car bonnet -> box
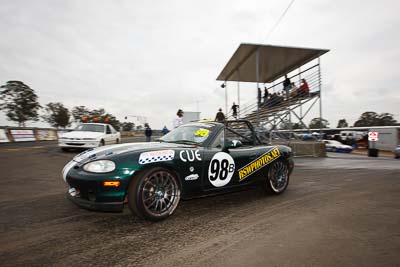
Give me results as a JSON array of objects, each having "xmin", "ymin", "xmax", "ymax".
[
  {"xmin": 72, "ymin": 142, "xmax": 194, "ymax": 163},
  {"xmin": 62, "ymin": 131, "xmax": 104, "ymax": 139}
]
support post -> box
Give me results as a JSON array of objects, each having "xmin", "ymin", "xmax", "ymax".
[
  {"xmin": 225, "ymin": 81, "xmax": 228, "ymax": 116},
  {"xmin": 256, "ymin": 48, "xmax": 260, "ymax": 126},
  {"xmin": 237, "ymin": 70, "xmax": 240, "ymax": 118},
  {"xmin": 318, "ymin": 57, "xmax": 322, "ymax": 139},
  {"xmin": 298, "ymin": 67, "xmax": 303, "ymax": 120},
  {"xmin": 287, "ymin": 82, "xmax": 292, "ymax": 140}
]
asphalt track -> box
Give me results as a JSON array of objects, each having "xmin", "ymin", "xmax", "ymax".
[{"xmin": 0, "ymin": 139, "xmax": 399, "ymax": 266}]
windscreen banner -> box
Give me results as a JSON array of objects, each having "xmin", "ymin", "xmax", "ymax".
[
  {"xmin": 36, "ymin": 130, "xmax": 58, "ymax": 141},
  {"xmin": 0, "ymin": 129, "xmax": 10, "ymax": 143},
  {"xmin": 10, "ymin": 129, "xmax": 36, "ymax": 142}
]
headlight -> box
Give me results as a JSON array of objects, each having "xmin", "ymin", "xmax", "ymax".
[{"xmin": 83, "ymin": 160, "xmax": 116, "ymax": 173}]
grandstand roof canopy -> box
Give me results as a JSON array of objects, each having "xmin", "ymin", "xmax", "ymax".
[{"xmin": 216, "ymin": 43, "xmax": 329, "ymax": 83}]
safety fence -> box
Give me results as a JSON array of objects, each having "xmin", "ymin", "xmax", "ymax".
[
  {"xmin": 0, "ymin": 127, "xmax": 65, "ymax": 143},
  {"xmin": 0, "ymin": 127, "xmax": 164, "ymax": 143}
]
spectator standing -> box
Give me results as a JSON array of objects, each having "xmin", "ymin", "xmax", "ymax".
[
  {"xmin": 144, "ymin": 123, "xmax": 152, "ymax": 142},
  {"xmin": 283, "ymin": 75, "xmax": 291, "ymax": 90},
  {"xmin": 257, "ymin": 87, "xmax": 262, "ymax": 106},
  {"xmin": 263, "ymin": 87, "xmax": 269, "ymax": 103},
  {"xmin": 161, "ymin": 126, "xmax": 169, "ymax": 135},
  {"xmin": 231, "ymin": 102, "xmax": 239, "ymax": 119},
  {"xmin": 283, "ymin": 75, "xmax": 292, "ymax": 101},
  {"xmin": 215, "ymin": 108, "xmax": 226, "ymax": 122},
  {"xmin": 173, "ymin": 109, "xmax": 184, "ymax": 128}
]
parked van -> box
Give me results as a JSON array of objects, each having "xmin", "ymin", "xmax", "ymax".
[{"xmin": 368, "ymin": 128, "xmax": 400, "ymax": 151}]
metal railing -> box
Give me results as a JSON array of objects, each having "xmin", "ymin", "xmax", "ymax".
[{"xmin": 226, "ymin": 64, "xmax": 321, "ymax": 124}]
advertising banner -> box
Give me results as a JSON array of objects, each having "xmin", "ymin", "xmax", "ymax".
[
  {"xmin": 0, "ymin": 129, "xmax": 10, "ymax": 143},
  {"xmin": 10, "ymin": 129, "xmax": 36, "ymax": 142},
  {"xmin": 36, "ymin": 129, "xmax": 58, "ymax": 141}
]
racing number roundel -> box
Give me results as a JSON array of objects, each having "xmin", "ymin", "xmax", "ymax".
[{"xmin": 208, "ymin": 152, "xmax": 235, "ymax": 187}]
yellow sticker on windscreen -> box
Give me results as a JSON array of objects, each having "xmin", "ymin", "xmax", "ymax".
[{"xmin": 194, "ymin": 128, "xmax": 210, "ymax": 137}]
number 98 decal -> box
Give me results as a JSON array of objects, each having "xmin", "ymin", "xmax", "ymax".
[{"xmin": 208, "ymin": 152, "xmax": 235, "ymax": 187}]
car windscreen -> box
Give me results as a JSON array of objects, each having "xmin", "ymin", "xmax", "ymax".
[
  {"xmin": 75, "ymin": 124, "xmax": 105, "ymax": 133},
  {"xmin": 159, "ymin": 123, "xmax": 216, "ymax": 146}
]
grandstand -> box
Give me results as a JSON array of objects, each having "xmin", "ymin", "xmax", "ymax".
[{"xmin": 217, "ymin": 43, "xmax": 329, "ymax": 139}]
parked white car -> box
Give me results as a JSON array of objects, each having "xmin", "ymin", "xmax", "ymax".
[
  {"xmin": 323, "ymin": 140, "xmax": 353, "ymax": 153},
  {"xmin": 58, "ymin": 123, "xmax": 120, "ymax": 151}
]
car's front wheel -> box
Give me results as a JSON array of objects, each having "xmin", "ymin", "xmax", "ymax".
[
  {"xmin": 128, "ymin": 167, "xmax": 181, "ymax": 221},
  {"xmin": 263, "ymin": 160, "xmax": 290, "ymax": 195}
]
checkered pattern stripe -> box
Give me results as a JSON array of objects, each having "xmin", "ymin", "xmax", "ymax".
[
  {"xmin": 139, "ymin": 155, "xmax": 174, "ymax": 164},
  {"xmin": 138, "ymin": 150, "xmax": 175, "ymax": 165}
]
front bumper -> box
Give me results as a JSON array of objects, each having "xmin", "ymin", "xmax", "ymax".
[
  {"xmin": 66, "ymin": 192, "xmax": 123, "ymax": 212},
  {"xmin": 59, "ymin": 140, "xmax": 99, "ymax": 148},
  {"xmin": 64, "ymin": 165, "xmax": 130, "ymax": 213}
]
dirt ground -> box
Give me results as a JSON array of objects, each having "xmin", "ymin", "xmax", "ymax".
[{"xmin": 0, "ymin": 141, "xmax": 399, "ymax": 266}]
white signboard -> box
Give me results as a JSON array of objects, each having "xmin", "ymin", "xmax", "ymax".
[
  {"xmin": 368, "ymin": 131, "xmax": 379, "ymax": 142},
  {"xmin": 0, "ymin": 129, "xmax": 10, "ymax": 143},
  {"xmin": 36, "ymin": 130, "xmax": 58, "ymax": 141},
  {"xmin": 10, "ymin": 129, "xmax": 36, "ymax": 142}
]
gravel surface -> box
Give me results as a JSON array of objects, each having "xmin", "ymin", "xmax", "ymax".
[{"xmin": 1, "ymin": 141, "xmax": 399, "ymax": 267}]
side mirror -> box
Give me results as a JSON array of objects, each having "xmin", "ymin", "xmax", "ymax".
[{"xmin": 223, "ymin": 139, "xmax": 242, "ymax": 151}]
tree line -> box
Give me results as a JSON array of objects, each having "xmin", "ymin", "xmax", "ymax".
[
  {"xmin": 309, "ymin": 112, "xmax": 397, "ymax": 129},
  {"xmin": 0, "ymin": 80, "xmax": 136, "ymax": 131},
  {"xmin": 283, "ymin": 111, "xmax": 398, "ymax": 130},
  {"xmin": 1, "ymin": 81, "xmax": 398, "ymax": 131}
]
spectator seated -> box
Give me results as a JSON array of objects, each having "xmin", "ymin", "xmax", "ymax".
[{"xmin": 297, "ymin": 79, "xmax": 310, "ymax": 97}]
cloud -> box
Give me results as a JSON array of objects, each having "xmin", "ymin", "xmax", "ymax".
[{"xmin": 0, "ymin": 0, "xmax": 399, "ymax": 128}]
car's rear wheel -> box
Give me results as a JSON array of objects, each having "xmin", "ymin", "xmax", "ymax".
[
  {"xmin": 99, "ymin": 139, "xmax": 105, "ymax": 146},
  {"xmin": 128, "ymin": 167, "xmax": 181, "ymax": 221},
  {"xmin": 263, "ymin": 159, "xmax": 289, "ymax": 195}
]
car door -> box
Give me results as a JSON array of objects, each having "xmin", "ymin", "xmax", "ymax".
[
  {"xmin": 201, "ymin": 129, "xmax": 259, "ymax": 192},
  {"xmin": 109, "ymin": 125, "xmax": 119, "ymax": 143},
  {"xmin": 105, "ymin": 125, "xmax": 113, "ymax": 145}
]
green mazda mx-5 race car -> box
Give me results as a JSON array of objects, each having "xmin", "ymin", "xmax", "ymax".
[{"xmin": 62, "ymin": 120, "xmax": 294, "ymax": 221}]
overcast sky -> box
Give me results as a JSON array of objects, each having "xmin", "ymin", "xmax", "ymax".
[{"xmin": 0, "ymin": 0, "xmax": 399, "ymax": 129}]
